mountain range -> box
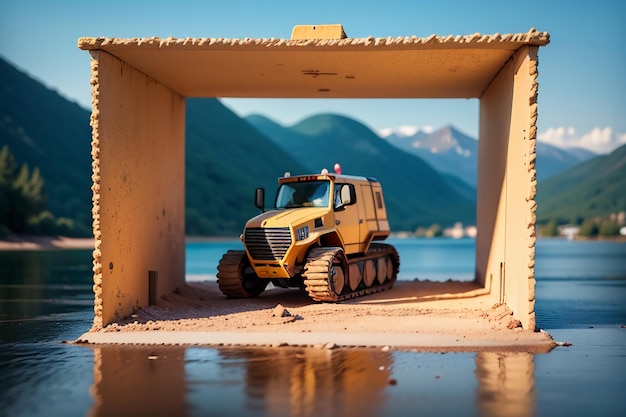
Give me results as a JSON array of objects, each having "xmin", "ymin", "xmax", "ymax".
[
  {"xmin": 245, "ymin": 113, "xmax": 475, "ymax": 230},
  {"xmin": 1, "ymin": 55, "xmax": 623, "ymax": 236},
  {"xmin": 381, "ymin": 125, "xmax": 597, "ymax": 187}
]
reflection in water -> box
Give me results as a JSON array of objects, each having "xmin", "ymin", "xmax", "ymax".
[
  {"xmin": 475, "ymin": 352, "xmax": 535, "ymax": 417},
  {"xmin": 88, "ymin": 345, "xmax": 538, "ymax": 417},
  {"xmin": 219, "ymin": 348, "xmax": 392, "ymax": 417},
  {"xmin": 1, "ymin": 240, "xmax": 621, "ymax": 416},
  {"xmin": 0, "ymin": 249, "xmax": 93, "ymax": 322},
  {"xmin": 88, "ymin": 346, "xmax": 391, "ymax": 417},
  {"xmin": 89, "ymin": 347, "xmax": 187, "ymax": 417}
]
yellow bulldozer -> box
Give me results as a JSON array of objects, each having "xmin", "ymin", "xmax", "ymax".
[{"xmin": 217, "ymin": 165, "xmax": 399, "ymax": 301}]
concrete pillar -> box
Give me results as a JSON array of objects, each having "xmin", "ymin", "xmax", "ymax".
[
  {"xmin": 89, "ymin": 51, "xmax": 186, "ymax": 328},
  {"xmin": 476, "ymin": 46, "xmax": 539, "ymax": 330}
]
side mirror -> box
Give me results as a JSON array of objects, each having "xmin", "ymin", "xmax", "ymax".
[
  {"xmin": 335, "ymin": 184, "xmax": 354, "ymax": 210},
  {"xmin": 255, "ymin": 188, "xmax": 265, "ymax": 212},
  {"xmin": 340, "ymin": 184, "xmax": 352, "ymax": 205}
]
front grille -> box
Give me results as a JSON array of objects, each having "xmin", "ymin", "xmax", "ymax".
[{"xmin": 244, "ymin": 227, "xmax": 292, "ymax": 261}]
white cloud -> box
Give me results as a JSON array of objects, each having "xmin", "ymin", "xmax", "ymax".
[
  {"xmin": 378, "ymin": 125, "xmax": 432, "ymax": 138},
  {"xmin": 377, "ymin": 127, "xmax": 395, "ymax": 138},
  {"xmin": 397, "ymin": 125, "xmax": 420, "ymax": 137},
  {"xmin": 537, "ymin": 127, "xmax": 577, "ymax": 148},
  {"xmin": 538, "ymin": 126, "xmax": 626, "ymax": 154}
]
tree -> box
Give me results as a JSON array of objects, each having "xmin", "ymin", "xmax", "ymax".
[
  {"xmin": 0, "ymin": 145, "xmax": 18, "ymax": 229},
  {"xmin": 0, "ymin": 145, "xmax": 17, "ymax": 183},
  {"xmin": 542, "ymin": 219, "xmax": 559, "ymax": 237},
  {"xmin": 426, "ymin": 223, "xmax": 443, "ymax": 238},
  {"xmin": 0, "ymin": 145, "xmax": 52, "ymax": 235},
  {"xmin": 578, "ymin": 218, "xmax": 599, "ymax": 237},
  {"xmin": 10, "ymin": 163, "xmax": 46, "ymax": 232},
  {"xmin": 599, "ymin": 221, "xmax": 620, "ymax": 237}
]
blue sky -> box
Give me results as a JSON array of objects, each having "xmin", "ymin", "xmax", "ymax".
[{"xmin": 1, "ymin": 0, "xmax": 624, "ymax": 152}]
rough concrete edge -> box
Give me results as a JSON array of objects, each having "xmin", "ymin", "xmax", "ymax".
[
  {"xmin": 73, "ymin": 330, "xmax": 557, "ymax": 354},
  {"xmin": 89, "ymin": 50, "xmax": 103, "ymax": 331},
  {"xmin": 526, "ymin": 46, "xmax": 540, "ymax": 331},
  {"xmin": 77, "ymin": 28, "xmax": 549, "ymax": 50}
]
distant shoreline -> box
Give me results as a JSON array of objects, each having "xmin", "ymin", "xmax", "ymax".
[
  {"xmin": 0, "ymin": 235, "xmax": 95, "ymax": 251},
  {"xmin": 1, "ymin": 233, "xmax": 624, "ymax": 252},
  {"xmin": 0, "ymin": 235, "xmax": 240, "ymax": 252}
]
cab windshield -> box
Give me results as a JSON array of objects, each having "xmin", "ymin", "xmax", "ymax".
[{"xmin": 275, "ymin": 180, "xmax": 330, "ymax": 209}]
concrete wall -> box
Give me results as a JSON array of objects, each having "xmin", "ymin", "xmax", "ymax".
[
  {"xmin": 90, "ymin": 51, "xmax": 186, "ymax": 328},
  {"xmin": 476, "ymin": 46, "xmax": 539, "ymax": 329}
]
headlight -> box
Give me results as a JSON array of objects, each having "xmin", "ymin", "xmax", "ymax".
[{"xmin": 295, "ymin": 226, "xmax": 309, "ymax": 241}]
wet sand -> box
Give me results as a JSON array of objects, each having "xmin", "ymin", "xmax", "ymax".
[{"xmin": 77, "ymin": 280, "xmax": 556, "ymax": 352}]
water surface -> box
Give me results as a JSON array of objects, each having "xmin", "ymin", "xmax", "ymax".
[{"xmin": 1, "ymin": 238, "xmax": 624, "ymax": 417}]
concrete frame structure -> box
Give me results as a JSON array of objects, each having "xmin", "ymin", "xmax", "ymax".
[{"xmin": 78, "ymin": 27, "xmax": 549, "ymax": 330}]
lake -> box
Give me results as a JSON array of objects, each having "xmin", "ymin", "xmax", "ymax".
[{"xmin": 1, "ymin": 238, "xmax": 625, "ymax": 417}]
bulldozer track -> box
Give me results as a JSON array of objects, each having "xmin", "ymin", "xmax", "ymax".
[
  {"xmin": 302, "ymin": 243, "xmax": 400, "ymax": 302},
  {"xmin": 217, "ymin": 250, "xmax": 268, "ymax": 298}
]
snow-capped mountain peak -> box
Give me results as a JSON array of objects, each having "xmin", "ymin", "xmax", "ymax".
[{"xmin": 379, "ymin": 124, "xmax": 601, "ymax": 186}]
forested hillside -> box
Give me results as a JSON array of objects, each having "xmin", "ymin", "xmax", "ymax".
[
  {"xmin": 0, "ymin": 56, "xmax": 307, "ymax": 237},
  {"xmin": 185, "ymin": 99, "xmax": 307, "ymax": 235},
  {"xmin": 0, "ymin": 57, "xmax": 92, "ymax": 236},
  {"xmin": 3, "ymin": 54, "xmax": 622, "ymax": 239},
  {"xmin": 536, "ymin": 143, "xmax": 626, "ymax": 235}
]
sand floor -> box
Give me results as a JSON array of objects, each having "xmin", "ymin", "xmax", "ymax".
[{"xmin": 77, "ymin": 280, "xmax": 556, "ymax": 353}]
